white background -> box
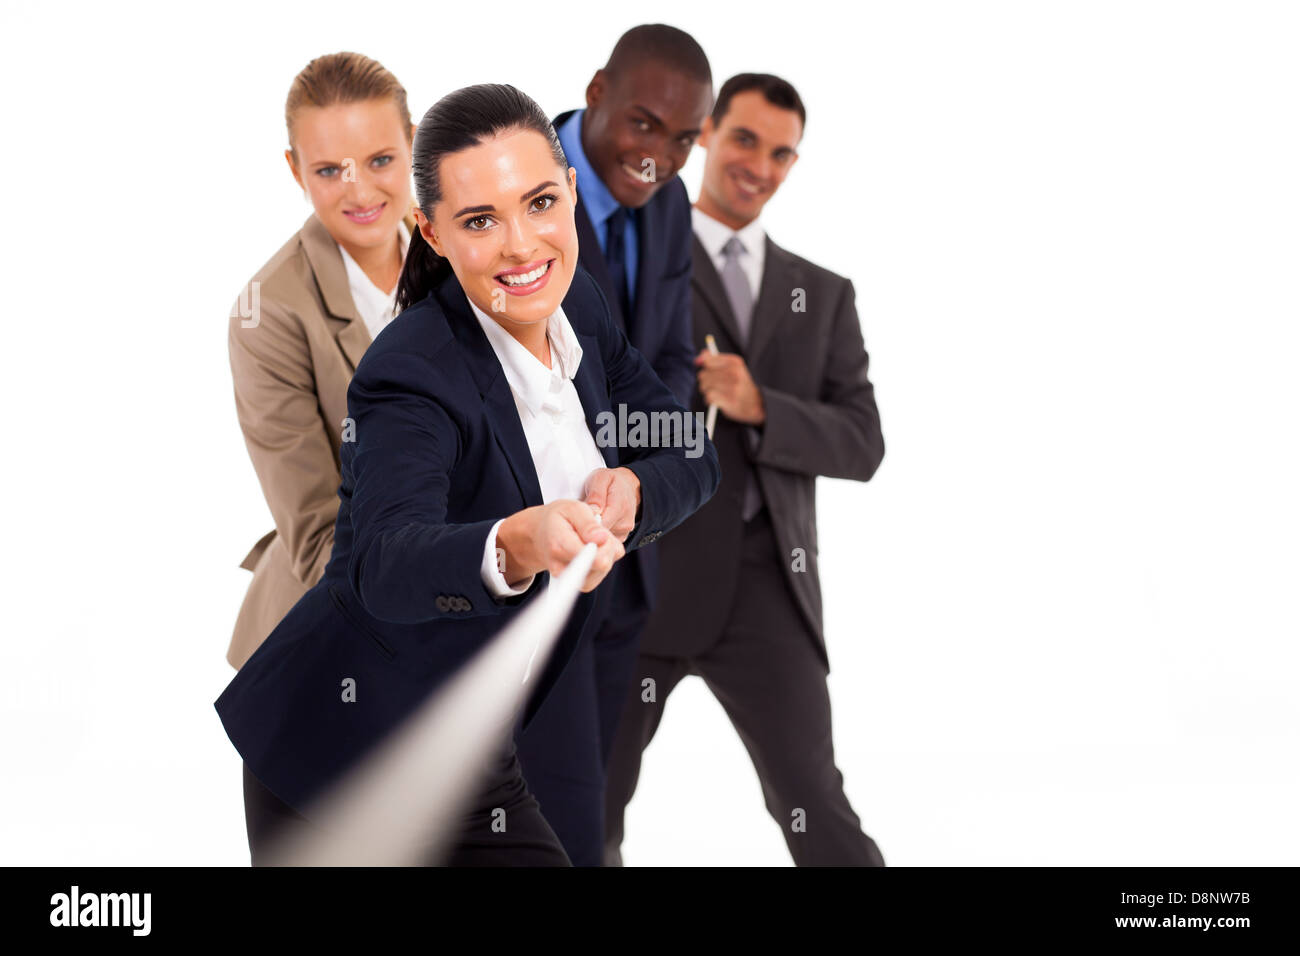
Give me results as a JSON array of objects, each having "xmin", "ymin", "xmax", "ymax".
[{"xmin": 1, "ymin": 0, "xmax": 1296, "ymax": 866}]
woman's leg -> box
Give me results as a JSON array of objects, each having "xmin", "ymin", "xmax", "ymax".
[
  {"xmin": 439, "ymin": 743, "xmax": 572, "ymax": 867},
  {"xmin": 242, "ymin": 761, "xmax": 316, "ymax": 866},
  {"xmin": 243, "ymin": 748, "xmax": 568, "ymax": 867}
]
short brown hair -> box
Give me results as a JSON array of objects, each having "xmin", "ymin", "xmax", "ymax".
[
  {"xmin": 285, "ymin": 51, "xmax": 412, "ymax": 160},
  {"xmin": 712, "ymin": 73, "xmax": 806, "ymax": 134}
]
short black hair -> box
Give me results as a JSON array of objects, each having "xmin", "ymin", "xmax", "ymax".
[
  {"xmin": 603, "ymin": 24, "xmax": 712, "ymax": 87},
  {"xmin": 712, "ymin": 73, "xmax": 806, "ymax": 134}
]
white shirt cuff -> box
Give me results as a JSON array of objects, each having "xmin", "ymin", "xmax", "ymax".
[{"xmin": 481, "ymin": 518, "xmax": 535, "ymax": 598}]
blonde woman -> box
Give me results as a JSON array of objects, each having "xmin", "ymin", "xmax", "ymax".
[{"xmin": 227, "ymin": 52, "xmax": 417, "ymax": 669}]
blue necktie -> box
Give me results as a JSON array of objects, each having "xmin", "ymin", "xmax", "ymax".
[{"xmin": 604, "ymin": 206, "xmax": 631, "ymax": 323}]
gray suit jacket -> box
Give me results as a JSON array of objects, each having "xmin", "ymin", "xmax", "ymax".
[{"xmin": 638, "ymin": 232, "xmax": 884, "ymax": 667}]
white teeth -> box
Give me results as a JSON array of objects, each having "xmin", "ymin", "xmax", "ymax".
[
  {"xmin": 736, "ymin": 179, "xmax": 760, "ymax": 195},
  {"xmin": 499, "ymin": 262, "xmax": 549, "ymax": 286}
]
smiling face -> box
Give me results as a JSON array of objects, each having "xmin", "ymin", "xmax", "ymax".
[
  {"xmin": 418, "ymin": 128, "xmax": 580, "ymax": 333},
  {"xmin": 286, "ymin": 98, "xmax": 413, "ymax": 258},
  {"xmin": 582, "ymin": 62, "xmax": 713, "ymax": 209},
  {"xmin": 697, "ymin": 90, "xmax": 803, "ymax": 230}
]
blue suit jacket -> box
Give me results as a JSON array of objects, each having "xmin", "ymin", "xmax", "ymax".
[
  {"xmin": 214, "ymin": 264, "xmax": 720, "ymax": 813},
  {"xmin": 552, "ymin": 108, "xmax": 697, "ymax": 611}
]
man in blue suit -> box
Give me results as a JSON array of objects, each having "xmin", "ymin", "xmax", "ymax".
[{"xmin": 515, "ymin": 23, "xmax": 714, "ymax": 865}]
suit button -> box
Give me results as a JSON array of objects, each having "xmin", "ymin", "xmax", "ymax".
[
  {"xmin": 435, "ymin": 595, "xmax": 450, "ymax": 612},
  {"xmin": 458, "ymin": 597, "xmax": 472, "ymax": 612}
]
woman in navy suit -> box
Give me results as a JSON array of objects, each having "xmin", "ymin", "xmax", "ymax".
[{"xmin": 215, "ymin": 83, "xmax": 719, "ymax": 866}]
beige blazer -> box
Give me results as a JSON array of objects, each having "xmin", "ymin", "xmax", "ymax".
[{"xmin": 226, "ymin": 210, "xmax": 416, "ymax": 669}]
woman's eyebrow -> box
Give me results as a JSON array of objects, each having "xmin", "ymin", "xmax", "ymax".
[{"xmin": 454, "ymin": 181, "xmax": 559, "ymax": 219}]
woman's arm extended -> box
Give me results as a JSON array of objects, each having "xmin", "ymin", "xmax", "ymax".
[
  {"xmin": 343, "ymin": 348, "xmax": 624, "ymax": 624},
  {"xmin": 344, "ymin": 348, "xmax": 533, "ymax": 624}
]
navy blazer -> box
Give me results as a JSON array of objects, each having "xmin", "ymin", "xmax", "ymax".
[
  {"xmin": 214, "ymin": 264, "xmax": 720, "ymax": 813},
  {"xmin": 552, "ymin": 108, "xmax": 697, "ymax": 609}
]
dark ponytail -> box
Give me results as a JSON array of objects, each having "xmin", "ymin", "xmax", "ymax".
[
  {"xmin": 395, "ymin": 227, "xmax": 449, "ymax": 313},
  {"xmin": 395, "ymin": 84, "xmax": 568, "ymax": 312}
]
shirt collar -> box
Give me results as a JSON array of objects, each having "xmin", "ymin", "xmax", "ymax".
[
  {"xmin": 338, "ymin": 219, "xmax": 411, "ymax": 306},
  {"xmin": 558, "ymin": 109, "xmax": 627, "ymax": 232},
  {"xmin": 691, "ymin": 206, "xmax": 765, "ymax": 260},
  {"xmin": 467, "ymin": 297, "xmax": 585, "ymax": 417}
]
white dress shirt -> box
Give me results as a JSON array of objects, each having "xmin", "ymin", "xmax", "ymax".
[
  {"xmin": 337, "ymin": 220, "xmax": 412, "ymax": 341},
  {"xmin": 468, "ymin": 299, "xmax": 609, "ymax": 597},
  {"xmin": 691, "ymin": 206, "xmax": 766, "ymax": 303}
]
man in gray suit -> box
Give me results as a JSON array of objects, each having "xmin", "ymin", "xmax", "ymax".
[{"xmin": 603, "ymin": 73, "xmax": 887, "ymax": 866}]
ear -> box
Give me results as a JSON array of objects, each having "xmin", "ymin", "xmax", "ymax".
[
  {"xmin": 584, "ymin": 70, "xmax": 604, "ymax": 110},
  {"xmin": 410, "ymin": 123, "xmax": 418, "ymax": 143},
  {"xmin": 698, "ymin": 116, "xmax": 715, "ymax": 149},
  {"xmin": 566, "ymin": 165, "xmax": 578, "ymax": 205},
  {"xmin": 414, "ymin": 207, "xmax": 442, "ymax": 257},
  {"xmin": 285, "ymin": 148, "xmax": 305, "ymax": 193}
]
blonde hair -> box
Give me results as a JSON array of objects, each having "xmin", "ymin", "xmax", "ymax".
[{"xmin": 285, "ymin": 51, "xmax": 412, "ymax": 160}]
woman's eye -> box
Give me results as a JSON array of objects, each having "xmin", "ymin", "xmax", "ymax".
[
  {"xmin": 372, "ymin": 155, "xmax": 392, "ymax": 168},
  {"xmin": 317, "ymin": 166, "xmax": 339, "ymax": 178},
  {"xmin": 531, "ymin": 194, "xmax": 558, "ymax": 213},
  {"xmin": 465, "ymin": 215, "xmax": 492, "ymax": 231}
]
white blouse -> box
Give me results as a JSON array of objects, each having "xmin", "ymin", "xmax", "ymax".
[
  {"xmin": 467, "ymin": 297, "xmax": 609, "ymax": 597},
  {"xmin": 337, "ymin": 220, "xmax": 412, "ymax": 341}
]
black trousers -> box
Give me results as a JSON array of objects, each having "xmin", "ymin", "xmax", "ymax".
[
  {"xmin": 242, "ymin": 741, "xmax": 571, "ymax": 866},
  {"xmin": 515, "ymin": 559, "xmax": 648, "ymax": 866},
  {"xmin": 603, "ymin": 507, "xmax": 886, "ymax": 867}
]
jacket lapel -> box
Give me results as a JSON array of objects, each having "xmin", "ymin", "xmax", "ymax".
[
  {"xmin": 301, "ymin": 213, "xmax": 370, "ymax": 370},
  {"xmin": 690, "ymin": 233, "xmax": 745, "ymax": 351},
  {"xmin": 630, "ymin": 195, "xmax": 663, "ymax": 350},
  {"xmin": 302, "ymin": 209, "xmax": 420, "ymax": 371},
  {"xmin": 573, "ymin": 333, "xmax": 619, "ymax": 469},
  {"xmin": 746, "ymin": 236, "xmax": 801, "ymax": 367},
  {"xmin": 573, "ymin": 190, "xmax": 628, "ymax": 337},
  {"xmin": 435, "ymin": 274, "xmax": 545, "ymax": 508},
  {"xmin": 693, "ymin": 233, "xmax": 801, "ymax": 368}
]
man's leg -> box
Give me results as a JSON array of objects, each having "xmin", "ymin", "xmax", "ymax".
[
  {"xmin": 696, "ymin": 509, "xmax": 885, "ymax": 866},
  {"xmin": 601, "ymin": 651, "xmax": 690, "ymax": 866}
]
